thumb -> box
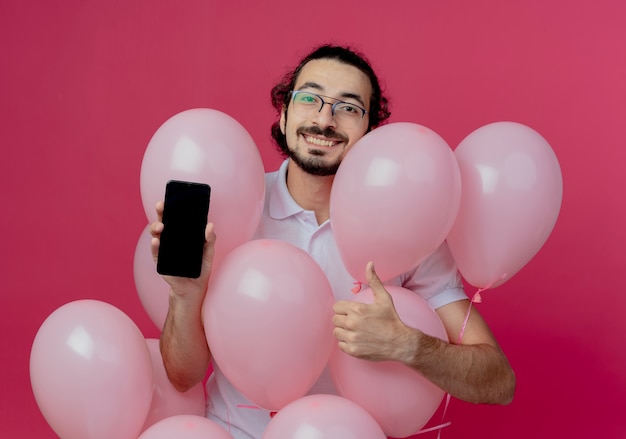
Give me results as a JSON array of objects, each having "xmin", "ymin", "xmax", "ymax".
[
  {"xmin": 202, "ymin": 223, "xmax": 216, "ymax": 263},
  {"xmin": 366, "ymin": 262, "xmax": 390, "ymax": 301}
]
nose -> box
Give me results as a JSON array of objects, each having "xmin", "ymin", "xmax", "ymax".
[{"xmin": 313, "ymin": 101, "xmax": 337, "ymax": 128}]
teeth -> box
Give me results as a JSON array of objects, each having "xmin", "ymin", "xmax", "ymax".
[{"xmin": 305, "ymin": 136, "xmax": 336, "ymax": 147}]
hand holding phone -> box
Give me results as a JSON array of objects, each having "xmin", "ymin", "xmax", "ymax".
[{"xmin": 157, "ymin": 180, "xmax": 211, "ymax": 278}]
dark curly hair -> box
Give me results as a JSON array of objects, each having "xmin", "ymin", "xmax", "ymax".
[{"xmin": 270, "ymin": 44, "xmax": 391, "ymax": 157}]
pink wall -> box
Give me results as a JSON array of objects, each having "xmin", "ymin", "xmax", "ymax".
[{"xmin": 2, "ymin": 0, "xmax": 625, "ymax": 437}]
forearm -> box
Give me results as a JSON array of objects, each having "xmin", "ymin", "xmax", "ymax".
[
  {"xmin": 160, "ymin": 289, "xmax": 211, "ymax": 392},
  {"xmin": 403, "ymin": 329, "xmax": 516, "ymax": 405},
  {"xmin": 333, "ymin": 265, "xmax": 515, "ymax": 404}
]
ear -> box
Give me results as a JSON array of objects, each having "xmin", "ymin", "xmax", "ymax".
[{"xmin": 279, "ymin": 106, "xmax": 286, "ymax": 134}]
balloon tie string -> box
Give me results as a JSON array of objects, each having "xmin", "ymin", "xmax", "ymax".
[
  {"xmin": 237, "ymin": 404, "xmax": 278, "ymax": 420},
  {"xmin": 225, "ymin": 402, "xmax": 231, "ymax": 435},
  {"xmin": 413, "ymin": 394, "xmax": 452, "ymax": 435},
  {"xmin": 438, "ymin": 394, "xmax": 452, "ymax": 439},
  {"xmin": 236, "ymin": 276, "xmax": 504, "ymax": 436},
  {"xmin": 457, "ymin": 287, "xmax": 486, "ymax": 344},
  {"xmin": 425, "ymin": 274, "xmax": 505, "ymax": 437},
  {"xmin": 423, "ymin": 286, "xmax": 487, "ymax": 438},
  {"xmin": 458, "ymin": 273, "xmax": 506, "ymax": 344}
]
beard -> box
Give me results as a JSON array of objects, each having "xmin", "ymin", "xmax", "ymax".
[
  {"xmin": 285, "ymin": 123, "xmax": 348, "ymax": 177},
  {"xmin": 286, "ymin": 146, "xmax": 342, "ymax": 176}
]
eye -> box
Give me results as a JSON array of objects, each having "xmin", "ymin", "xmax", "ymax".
[
  {"xmin": 295, "ymin": 92, "xmax": 319, "ymax": 105},
  {"xmin": 336, "ymin": 103, "xmax": 361, "ymax": 115}
]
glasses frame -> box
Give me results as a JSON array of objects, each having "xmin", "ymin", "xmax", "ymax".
[{"xmin": 290, "ymin": 90, "xmax": 368, "ymax": 119}]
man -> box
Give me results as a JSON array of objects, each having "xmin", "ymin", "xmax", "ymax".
[{"xmin": 151, "ymin": 44, "xmax": 515, "ymax": 438}]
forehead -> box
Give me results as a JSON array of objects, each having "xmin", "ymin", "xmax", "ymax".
[{"xmin": 294, "ymin": 58, "xmax": 373, "ymax": 105}]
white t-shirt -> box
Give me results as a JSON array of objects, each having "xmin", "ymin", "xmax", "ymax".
[{"xmin": 206, "ymin": 160, "xmax": 467, "ymax": 439}]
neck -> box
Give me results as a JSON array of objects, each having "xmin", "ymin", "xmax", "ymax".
[{"xmin": 285, "ymin": 160, "xmax": 334, "ymax": 224}]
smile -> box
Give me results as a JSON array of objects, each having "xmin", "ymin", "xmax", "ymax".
[{"xmin": 304, "ymin": 135, "xmax": 338, "ymax": 147}]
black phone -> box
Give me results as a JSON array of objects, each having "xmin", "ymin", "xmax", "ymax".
[{"xmin": 157, "ymin": 180, "xmax": 211, "ymax": 278}]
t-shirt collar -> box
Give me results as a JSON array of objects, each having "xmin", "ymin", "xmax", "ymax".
[{"xmin": 268, "ymin": 160, "xmax": 305, "ymax": 220}]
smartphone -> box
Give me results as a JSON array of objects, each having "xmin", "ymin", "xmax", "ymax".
[{"xmin": 157, "ymin": 180, "xmax": 211, "ymax": 278}]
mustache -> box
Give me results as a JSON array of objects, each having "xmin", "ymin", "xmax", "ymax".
[{"xmin": 297, "ymin": 126, "xmax": 348, "ymax": 142}]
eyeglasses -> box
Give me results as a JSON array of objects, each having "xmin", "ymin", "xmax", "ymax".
[{"xmin": 289, "ymin": 90, "xmax": 368, "ymax": 125}]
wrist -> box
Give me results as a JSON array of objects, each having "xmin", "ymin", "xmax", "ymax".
[
  {"xmin": 400, "ymin": 327, "xmax": 436, "ymax": 367},
  {"xmin": 391, "ymin": 326, "xmax": 419, "ymax": 365},
  {"xmin": 169, "ymin": 286, "xmax": 205, "ymax": 309}
]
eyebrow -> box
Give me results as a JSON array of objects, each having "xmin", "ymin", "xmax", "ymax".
[{"xmin": 296, "ymin": 81, "xmax": 367, "ymax": 108}]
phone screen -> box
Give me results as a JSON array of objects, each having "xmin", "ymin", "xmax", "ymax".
[{"xmin": 157, "ymin": 180, "xmax": 211, "ymax": 278}]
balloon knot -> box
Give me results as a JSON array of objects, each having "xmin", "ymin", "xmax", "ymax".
[
  {"xmin": 351, "ymin": 281, "xmax": 362, "ymax": 294},
  {"xmin": 270, "ymin": 411, "xmax": 278, "ymax": 418},
  {"xmin": 472, "ymin": 292, "xmax": 483, "ymax": 303}
]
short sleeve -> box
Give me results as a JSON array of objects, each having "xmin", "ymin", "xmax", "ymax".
[{"xmin": 400, "ymin": 242, "xmax": 468, "ymax": 309}]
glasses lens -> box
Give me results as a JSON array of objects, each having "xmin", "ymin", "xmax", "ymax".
[
  {"xmin": 291, "ymin": 91, "xmax": 366, "ymax": 126},
  {"xmin": 293, "ymin": 91, "xmax": 321, "ymax": 109},
  {"xmin": 334, "ymin": 102, "xmax": 365, "ymax": 119}
]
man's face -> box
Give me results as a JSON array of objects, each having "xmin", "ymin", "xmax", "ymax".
[{"xmin": 280, "ymin": 58, "xmax": 372, "ymax": 176}]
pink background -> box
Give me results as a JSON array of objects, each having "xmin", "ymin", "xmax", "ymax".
[{"xmin": 2, "ymin": 1, "xmax": 625, "ymax": 437}]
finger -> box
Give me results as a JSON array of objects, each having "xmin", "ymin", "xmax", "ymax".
[
  {"xmin": 333, "ymin": 326, "xmax": 348, "ymax": 342},
  {"xmin": 365, "ymin": 261, "xmax": 382, "ymax": 287},
  {"xmin": 333, "ymin": 300, "xmax": 352, "ymax": 315},
  {"xmin": 150, "ymin": 236, "xmax": 160, "ymax": 264},
  {"xmin": 201, "ymin": 223, "xmax": 217, "ymax": 269},
  {"xmin": 336, "ymin": 339, "xmax": 349, "ymax": 354},
  {"xmin": 150, "ymin": 221, "xmax": 164, "ymax": 238},
  {"xmin": 155, "ymin": 201, "xmax": 164, "ymax": 222},
  {"xmin": 205, "ymin": 222, "xmax": 216, "ymax": 244},
  {"xmin": 332, "ymin": 313, "xmax": 350, "ymax": 329},
  {"xmin": 366, "ymin": 262, "xmax": 388, "ymax": 300}
]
